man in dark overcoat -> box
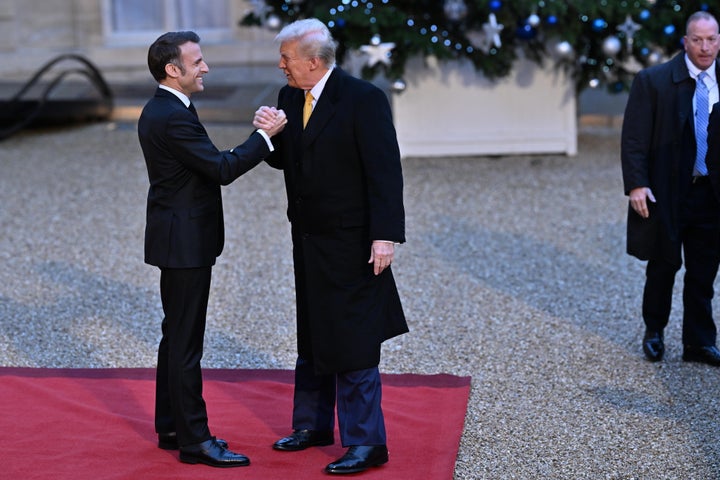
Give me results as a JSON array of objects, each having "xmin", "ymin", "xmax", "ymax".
[
  {"xmin": 621, "ymin": 11, "xmax": 720, "ymax": 366},
  {"xmin": 254, "ymin": 18, "xmax": 408, "ymax": 475}
]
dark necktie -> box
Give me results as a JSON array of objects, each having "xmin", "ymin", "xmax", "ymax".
[
  {"xmin": 188, "ymin": 102, "xmax": 198, "ymax": 117},
  {"xmin": 695, "ymin": 71, "xmax": 709, "ymax": 176}
]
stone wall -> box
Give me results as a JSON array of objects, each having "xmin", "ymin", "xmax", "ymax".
[{"xmin": 0, "ymin": 0, "xmax": 279, "ymax": 83}]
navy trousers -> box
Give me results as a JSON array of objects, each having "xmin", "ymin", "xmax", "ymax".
[{"xmin": 291, "ymin": 356, "xmax": 387, "ymax": 446}]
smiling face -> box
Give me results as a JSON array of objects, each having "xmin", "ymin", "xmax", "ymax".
[
  {"xmin": 165, "ymin": 41, "xmax": 209, "ymax": 97},
  {"xmin": 685, "ymin": 17, "xmax": 720, "ymax": 71}
]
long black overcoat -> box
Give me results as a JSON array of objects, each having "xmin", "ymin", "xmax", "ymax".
[
  {"xmin": 266, "ymin": 68, "xmax": 408, "ymax": 374},
  {"xmin": 621, "ymin": 53, "xmax": 719, "ymax": 264}
]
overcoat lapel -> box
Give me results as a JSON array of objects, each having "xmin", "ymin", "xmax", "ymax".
[{"xmin": 672, "ymin": 56, "xmax": 693, "ymax": 136}]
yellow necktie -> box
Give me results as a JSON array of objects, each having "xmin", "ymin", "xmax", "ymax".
[{"xmin": 303, "ymin": 91, "xmax": 314, "ymax": 129}]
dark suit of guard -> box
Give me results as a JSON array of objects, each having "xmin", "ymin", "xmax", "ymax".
[
  {"xmin": 621, "ymin": 52, "xmax": 720, "ymax": 360},
  {"xmin": 266, "ymin": 67, "xmax": 408, "ymax": 448},
  {"xmin": 138, "ymin": 87, "xmax": 270, "ymax": 448}
]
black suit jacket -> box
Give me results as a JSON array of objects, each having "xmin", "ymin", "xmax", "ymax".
[
  {"xmin": 621, "ymin": 53, "xmax": 717, "ymax": 263},
  {"xmin": 266, "ymin": 68, "xmax": 407, "ymax": 374},
  {"xmin": 138, "ymin": 87, "xmax": 270, "ymax": 268}
]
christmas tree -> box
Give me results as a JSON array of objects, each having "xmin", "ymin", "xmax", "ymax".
[{"xmin": 241, "ymin": 0, "xmax": 720, "ymax": 93}]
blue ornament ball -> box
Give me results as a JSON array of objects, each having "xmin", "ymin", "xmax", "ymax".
[
  {"xmin": 515, "ymin": 24, "xmax": 535, "ymax": 40},
  {"xmin": 546, "ymin": 15, "xmax": 558, "ymax": 26},
  {"xmin": 639, "ymin": 10, "xmax": 650, "ymax": 21},
  {"xmin": 489, "ymin": 0, "xmax": 502, "ymax": 11},
  {"xmin": 592, "ymin": 18, "xmax": 607, "ymax": 31},
  {"xmin": 664, "ymin": 24, "xmax": 675, "ymax": 36}
]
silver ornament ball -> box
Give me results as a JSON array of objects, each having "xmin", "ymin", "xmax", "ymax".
[
  {"xmin": 602, "ymin": 36, "xmax": 622, "ymax": 57},
  {"xmin": 555, "ymin": 41, "xmax": 574, "ymax": 59},
  {"xmin": 647, "ymin": 51, "xmax": 662, "ymax": 65},
  {"xmin": 266, "ymin": 14, "xmax": 282, "ymax": 30},
  {"xmin": 527, "ymin": 14, "xmax": 541, "ymax": 27},
  {"xmin": 391, "ymin": 79, "xmax": 407, "ymax": 93},
  {"xmin": 444, "ymin": 0, "xmax": 468, "ymax": 22}
]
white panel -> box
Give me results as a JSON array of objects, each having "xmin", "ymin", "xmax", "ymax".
[{"xmin": 392, "ymin": 56, "xmax": 577, "ymax": 157}]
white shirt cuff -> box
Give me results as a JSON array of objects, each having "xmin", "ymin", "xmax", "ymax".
[{"xmin": 256, "ymin": 129, "xmax": 274, "ymax": 152}]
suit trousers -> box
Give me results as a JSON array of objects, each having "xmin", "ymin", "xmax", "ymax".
[
  {"xmin": 291, "ymin": 356, "xmax": 387, "ymax": 446},
  {"xmin": 642, "ymin": 178, "xmax": 720, "ymax": 346},
  {"xmin": 155, "ymin": 266, "xmax": 213, "ymax": 447}
]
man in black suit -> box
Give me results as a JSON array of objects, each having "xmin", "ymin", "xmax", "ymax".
[
  {"xmin": 621, "ymin": 11, "xmax": 720, "ymax": 366},
  {"xmin": 138, "ymin": 31, "xmax": 286, "ymax": 467},
  {"xmin": 254, "ymin": 18, "xmax": 408, "ymax": 475}
]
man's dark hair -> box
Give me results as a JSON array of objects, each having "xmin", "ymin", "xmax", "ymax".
[
  {"xmin": 147, "ymin": 31, "xmax": 200, "ymax": 82},
  {"xmin": 686, "ymin": 11, "xmax": 718, "ymax": 34}
]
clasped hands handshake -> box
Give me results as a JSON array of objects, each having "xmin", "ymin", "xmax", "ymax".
[{"xmin": 254, "ymin": 106, "xmax": 287, "ymax": 137}]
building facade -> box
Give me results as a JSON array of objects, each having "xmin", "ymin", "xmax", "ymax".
[{"xmin": 0, "ymin": 0, "xmax": 278, "ymax": 83}]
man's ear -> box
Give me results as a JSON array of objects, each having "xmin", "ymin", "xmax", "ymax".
[
  {"xmin": 308, "ymin": 57, "xmax": 321, "ymax": 71},
  {"xmin": 165, "ymin": 63, "xmax": 180, "ymax": 79}
]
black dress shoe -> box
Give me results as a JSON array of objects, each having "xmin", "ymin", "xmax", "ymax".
[
  {"xmin": 683, "ymin": 345, "xmax": 720, "ymax": 366},
  {"xmin": 158, "ymin": 432, "xmax": 227, "ymax": 450},
  {"xmin": 273, "ymin": 429, "xmax": 334, "ymax": 451},
  {"xmin": 642, "ymin": 329, "xmax": 664, "ymax": 362},
  {"xmin": 179, "ymin": 438, "xmax": 249, "ymax": 467},
  {"xmin": 325, "ymin": 445, "xmax": 389, "ymax": 474}
]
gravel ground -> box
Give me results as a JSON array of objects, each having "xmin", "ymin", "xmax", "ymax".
[{"xmin": 1, "ymin": 121, "xmax": 719, "ymax": 479}]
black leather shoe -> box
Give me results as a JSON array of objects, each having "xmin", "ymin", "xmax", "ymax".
[
  {"xmin": 642, "ymin": 329, "xmax": 664, "ymax": 362},
  {"xmin": 158, "ymin": 432, "xmax": 227, "ymax": 450},
  {"xmin": 683, "ymin": 345, "xmax": 720, "ymax": 366},
  {"xmin": 179, "ymin": 438, "xmax": 249, "ymax": 467},
  {"xmin": 325, "ymin": 445, "xmax": 389, "ymax": 474},
  {"xmin": 273, "ymin": 429, "xmax": 334, "ymax": 451}
]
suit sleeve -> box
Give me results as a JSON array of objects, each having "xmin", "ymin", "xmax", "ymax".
[
  {"xmin": 263, "ymin": 88, "xmax": 288, "ymax": 170},
  {"xmin": 354, "ymin": 86, "xmax": 406, "ymax": 243},
  {"xmin": 621, "ymin": 70, "xmax": 655, "ymax": 195},
  {"xmin": 165, "ymin": 108, "xmax": 270, "ymax": 185}
]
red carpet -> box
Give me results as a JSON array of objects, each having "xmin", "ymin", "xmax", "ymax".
[{"xmin": 0, "ymin": 368, "xmax": 470, "ymax": 479}]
